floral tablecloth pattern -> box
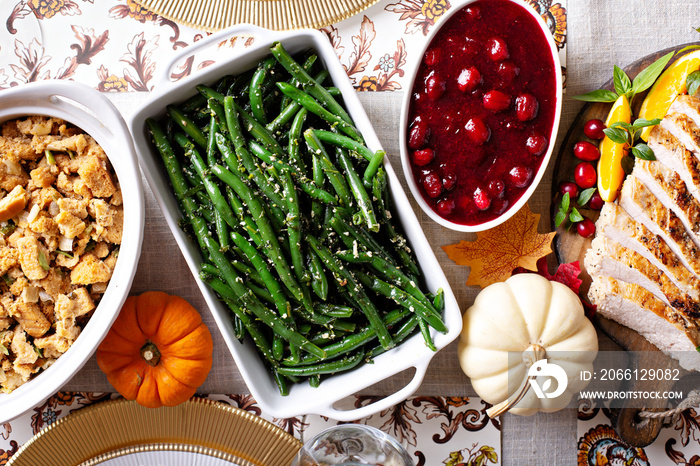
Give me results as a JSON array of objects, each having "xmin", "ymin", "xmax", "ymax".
[
  {"xmin": 0, "ymin": 0, "xmax": 567, "ymax": 92},
  {"xmin": 0, "ymin": 393, "xmax": 501, "ymax": 466},
  {"xmin": 577, "ymin": 399, "xmax": 700, "ymax": 465}
]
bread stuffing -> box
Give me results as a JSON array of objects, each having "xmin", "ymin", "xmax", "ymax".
[{"xmin": 0, "ymin": 116, "xmax": 122, "ymax": 393}]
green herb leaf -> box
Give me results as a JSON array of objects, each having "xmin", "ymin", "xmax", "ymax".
[
  {"xmin": 687, "ymin": 70, "xmax": 700, "ymax": 96},
  {"xmin": 631, "ymin": 143, "xmax": 656, "ymax": 160},
  {"xmin": 0, "ymin": 344, "xmax": 7, "ymax": 356},
  {"xmin": 577, "ymin": 187, "xmax": 596, "ymax": 206},
  {"xmin": 572, "ymin": 89, "xmax": 619, "ymax": 103},
  {"xmin": 38, "ymin": 250, "xmax": 50, "ymax": 271},
  {"xmin": 569, "ymin": 207, "xmax": 584, "ymax": 223},
  {"xmin": 610, "ymin": 121, "xmax": 633, "ymax": 131},
  {"xmin": 555, "ymin": 209, "xmax": 567, "ymax": 229},
  {"xmin": 697, "ymin": 345, "xmax": 700, "ymax": 353},
  {"xmin": 34, "ymin": 346, "xmax": 43, "ymax": 358},
  {"xmin": 561, "ymin": 192, "xmax": 570, "ymax": 213},
  {"xmin": 679, "ymin": 44, "xmax": 700, "ymax": 53},
  {"xmin": 613, "ymin": 65, "xmax": 632, "ymax": 96},
  {"xmin": 632, "ymin": 118, "xmax": 662, "ymax": 129},
  {"xmin": 603, "ymin": 127, "xmax": 629, "ymax": 144},
  {"xmin": 45, "ymin": 149, "xmax": 55, "ymax": 165},
  {"xmin": 631, "ymin": 51, "xmax": 675, "ymax": 95},
  {"xmin": 55, "ymin": 250, "xmax": 73, "ymax": 258},
  {"xmin": 621, "ymin": 155, "xmax": 636, "ymax": 175}
]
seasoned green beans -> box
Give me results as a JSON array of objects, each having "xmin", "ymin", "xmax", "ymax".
[{"xmin": 146, "ymin": 42, "xmax": 446, "ymax": 395}]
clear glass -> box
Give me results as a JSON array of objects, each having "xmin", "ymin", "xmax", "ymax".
[{"xmin": 291, "ymin": 424, "xmax": 414, "ymax": 466}]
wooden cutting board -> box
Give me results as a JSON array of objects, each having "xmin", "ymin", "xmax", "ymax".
[{"xmin": 552, "ymin": 42, "xmax": 700, "ymax": 447}]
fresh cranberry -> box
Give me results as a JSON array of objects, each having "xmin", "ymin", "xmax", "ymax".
[
  {"xmin": 473, "ymin": 187, "xmax": 491, "ymax": 211},
  {"xmin": 483, "ymin": 90, "xmax": 511, "ymax": 112},
  {"xmin": 424, "ymin": 49, "xmax": 440, "ymax": 67},
  {"xmin": 576, "ymin": 217, "xmax": 596, "ymax": 238},
  {"xmin": 497, "ymin": 61, "xmax": 520, "ymax": 82},
  {"xmin": 486, "ymin": 37, "xmax": 509, "ymax": 61},
  {"xmin": 457, "ymin": 196, "xmax": 478, "ymax": 216},
  {"xmin": 574, "ymin": 162, "xmax": 597, "ymax": 189},
  {"xmin": 462, "ymin": 37, "xmax": 480, "ymax": 56},
  {"xmin": 573, "ymin": 141, "xmax": 600, "ymax": 161},
  {"xmin": 508, "ymin": 165, "xmax": 532, "ymax": 188},
  {"xmin": 525, "ymin": 134, "xmax": 548, "ymax": 156},
  {"xmin": 465, "ymin": 5, "xmax": 481, "ymax": 20},
  {"xmin": 422, "ymin": 171, "xmax": 443, "ymax": 198},
  {"xmin": 465, "ymin": 118, "xmax": 490, "ymax": 145},
  {"xmin": 588, "ymin": 190, "xmax": 605, "ymax": 210},
  {"xmin": 412, "ymin": 148, "xmax": 435, "ymax": 166},
  {"xmin": 436, "ymin": 198, "xmax": 456, "ymax": 216},
  {"xmin": 425, "ymin": 72, "xmax": 446, "ymax": 100},
  {"xmin": 515, "ymin": 93, "xmax": 539, "ymax": 121},
  {"xmin": 584, "ymin": 119, "xmax": 606, "ymax": 140},
  {"xmin": 487, "ymin": 179, "xmax": 505, "ymax": 198},
  {"xmin": 457, "ymin": 67, "xmax": 481, "ymax": 93},
  {"xmin": 442, "ymin": 171, "xmax": 458, "ymax": 191},
  {"xmin": 558, "ymin": 181, "xmax": 579, "ymax": 198},
  {"xmin": 491, "ymin": 198, "xmax": 509, "ymax": 216},
  {"xmin": 408, "ymin": 119, "xmax": 430, "ymax": 149}
]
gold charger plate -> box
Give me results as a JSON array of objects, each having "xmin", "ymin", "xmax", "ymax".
[
  {"xmin": 8, "ymin": 398, "xmax": 301, "ymax": 466},
  {"xmin": 133, "ymin": 0, "xmax": 380, "ymax": 31}
]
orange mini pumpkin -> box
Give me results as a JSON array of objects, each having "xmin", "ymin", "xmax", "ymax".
[{"xmin": 96, "ymin": 291, "xmax": 213, "ymax": 408}]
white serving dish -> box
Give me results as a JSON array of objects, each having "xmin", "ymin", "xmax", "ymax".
[
  {"xmin": 0, "ymin": 81, "xmax": 145, "ymax": 423},
  {"xmin": 129, "ymin": 24, "xmax": 462, "ymax": 421},
  {"xmin": 399, "ymin": 0, "xmax": 563, "ymax": 232}
]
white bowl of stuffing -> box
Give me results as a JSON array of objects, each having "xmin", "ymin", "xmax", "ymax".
[{"xmin": 0, "ymin": 81, "xmax": 144, "ymax": 423}]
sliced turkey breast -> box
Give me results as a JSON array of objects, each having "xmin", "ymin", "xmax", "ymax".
[
  {"xmin": 648, "ymin": 124, "xmax": 700, "ymax": 203},
  {"xmin": 596, "ymin": 202, "xmax": 700, "ymax": 296},
  {"xmin": 669, "ymin": 94, "xmax": 700, "ymax": 129},
  {"xmin": 589, "ymin": 276, "xmax": 700, "ymax": 372},
  {"xmin": 618, "ymin": 176, "xmax": 700, "ymax": 277},
  {"xmin": 633, "ymin": 159, "xmax": 700, "ymax": 249},
  {"xmin": 661, "ymin": 112, "xmax": 700, "ymax": 158}
]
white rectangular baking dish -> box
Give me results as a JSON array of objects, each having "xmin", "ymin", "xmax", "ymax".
[{"xmin": 128, "ymin": 24, "xmax": 462, "ymax": 421}]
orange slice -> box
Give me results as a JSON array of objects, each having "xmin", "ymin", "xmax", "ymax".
[
  {"xmin": 598, "ymin": 94, "xmax": 631, "ymax": 202},
  {"xmin": 639, "ymin": 49, "xmax": 700, "ymax": 141}
]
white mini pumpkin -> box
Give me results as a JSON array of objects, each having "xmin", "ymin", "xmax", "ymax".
[{"xmin": 458, "ymin": 273, "xmax": 598, "ymax": 416}]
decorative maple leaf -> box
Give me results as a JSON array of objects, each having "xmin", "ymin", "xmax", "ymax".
[{"xmin": 442, "ymin": 204, "xmax": 555, "ymax": 288}]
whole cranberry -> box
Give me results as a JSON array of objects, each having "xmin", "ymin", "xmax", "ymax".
[
  {"xmin": 465, "ymin": 117, "xmax": 490, "ymax": 145},
  {"xmin": 558, "ymin": 181, "xmax": 579, "ymax": 198},
  {"xmin": 486, "ymin": 37, "xmax": 509, "ymax": 61},
  {"xmin": 508, "ymin": 165, "xmax": 532, "ymax": 188},
  {"xmin": 458, "ymin": 67, "xmax": 481, "ymax": 93},
  {"xmin": 425, "ymin": 72, "xmax": 446, "ymax": 100},
  {"xmin": 473, "ymin": 187, "xmax": 491, "ymax": 211},
  {"xmin": 584, "ymin": 119, "xmax": 606, "ymax": 140},
  {"xmin": 576, "ymin": 217, "xmax": 596, "ymax": 238},
  {"xmin": 442, "ymin": 170, "xmax": 458, "ymax": 191},
  {"xmin": 588, "ymin": 190, "xmax": 605, "ymax": 210},
  {"xmin": 408, "ymin": 119, "xmax": 430, "ymax": 150},
  {"xmin": 574, "ymin": 162, "xmax": 597, "ymax": 189},
  {"xmin": 465, "ymin": 5, "xmax": 481, "ymax": 20},
  {"xmin": 515, "ymin": 93, "xmax": 539, "ymax": 121},
  {"xmin": 412, "ymin": 148, "xmax": 435, "ymax": 166},
  {"xmin": 436, "ymin": 198, "xmax": 456, "ymax": 216},
  {"xmin": 424, "ymin": 49, "xmax": 441, "ymax": 67},
  {"xmin": 573, "ymin": 141, "xmax": 600, "ymax": 161},
  {"xmin": 457, "ymin": 196, "xmax": 478, "ymax": 216},
  {"xmin": 491, "ymin": 198, "xmax": 509, "ymax": 216},
  {"xmin": 497, "ymin": 61, "xmax": 520, "ymax": 83},
  {"xmin": 462, "ymin": 37, "xmax": 480, "ymax": 56},
  {"xmin": 422, "ymin": 171, "xmax": 443, "ymax": 198},
  {"xmin": 483, "ymin": 90, "xmax": 512, "ymax": 112},
  {"xmin": 487, "ymin": 179, "xmax": 505, "ymax": 198},
  {"xmin": 526, "ymin": 134, "xmax": 548, "ymax": 156}
]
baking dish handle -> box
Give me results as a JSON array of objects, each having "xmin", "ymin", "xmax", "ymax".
[
  {"xmin": 154, "ymin": 23, "xmax": 284, "ymax": 89},
  {"xmin": 314, "ymin": 361, "xmax": 429, "ymax": 421}
]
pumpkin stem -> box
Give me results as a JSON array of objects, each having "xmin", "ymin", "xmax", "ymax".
[
  {"xmin": 486, "ymin": 344, "xmax": 547, "ymax": 418},
  {"xmin": 140, "ymin": 341, "xmax": 162, "ymax": 367}
]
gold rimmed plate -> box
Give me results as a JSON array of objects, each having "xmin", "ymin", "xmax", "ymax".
[
  {"xmin": 8, "ymin": 398, "xmax": 301, "ymax": 466},
  {"xmin": 132, "ymin": 0, "xmax": 380, "ymax": 31}
]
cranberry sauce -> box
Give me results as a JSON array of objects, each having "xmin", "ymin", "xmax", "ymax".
[{"xmin": 406, "ymin": 0, "xmax": 557, "ymax": 226}]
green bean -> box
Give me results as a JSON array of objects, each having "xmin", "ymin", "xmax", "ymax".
[
  {"xmin": 181, "ymin": 93, "xmax": 207, "ymax": 113},
  {"xmin": 337, "ymin": 149, "xmax": 379, "ymax": 232},
  {"xmin": 329, "ymin": 214, "xmax": 400, "ymax": 270},
  {"xmin": 249, "ymin": 57, "xmax": 276, "ymax": 124},
  {"xmin": 312, "ymin": 129, "xmax": 374, "ymax": 161},
  {"xmin": 304, "ymin": 129, "xmax": 352, "ymax": 207},
  {"xmin": 307, "ymin": 235, "xmax": 393, "ymax": 350},
  {"xmin": 363, "ymin": 150, "xmax": 385, "ymax": 185},
  {"xmin": 288, "ymin": 108, "xmax": 308, "ymax": 173},
  {"xmin": 266, "ymin": 69, "xmax": 330, "ymax": 134},
  {"xmin": 232, "ymin": 100, "xmax": 285, "ymax": 157},
  {"xmin": 370, "ymin": 315, "xmax": 420, "ymax": 359},
  {"xmin": 433, "ymin": 288, "xmax": 445, "ymax": 311},
  {"xmin": 167, "ymin": 105, "xmax": 208, "ymax": 149},
  {"xmin": 273, "ymin": 370, "xmax": 290, "ymax": 395},
  {"xmin": 356, "ymin": 272, "xmax": 447, "ymax": 334},
  {"xmin": 221, "ymin": 296, "xmax": 278, "ymax": 366},
  {"xmin": 418, "ymin": 318, "xmax": 437, "ymax": 351},
  {"xmin": 202, "ymin": 261, "xmax": 264, "ymax": 288},
  {"xmin": 281, "ymin": 53, "xmax": 318, "ymax": 109},
  {"xmin": 307, "ymin": 247, "xmax": 328, "ymax": 300},
  {"xmin": 270, "ymin": 41, "xmax": 354, "ymax": 126},
  {"xmin": 272, "ymin": 334, "xmax": 284, "ymax": 361},
  {"xmin": 281, "ymin": 169, "xmax": 306, "ymax": 283},
  {"xmin": 314, "ymin": 303, "xmax": 354, "ymax": 318},
  {"xmin": 207, "ymin": 98, "xmax": 227, "ymax": 132},
  {"xmin": 277, "ymin": 82, "xmax": 364, "ymax": 143},
  {"xmin": 276, "ymin": 351, "xmax": 364, "ymax": 377}
]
